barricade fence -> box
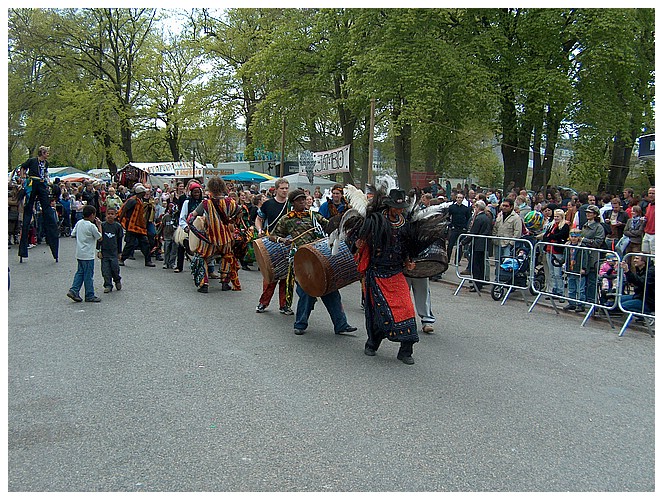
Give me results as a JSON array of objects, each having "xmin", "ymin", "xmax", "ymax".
[
  {"xmin": 617, "ymin": 252, "xmax": 655, "ymax": 337},
  {"xmin": 449, "ymin": 234, "xmax": 654, "ymax": 337},
  {"xmin": 451, "ymin": 234, "xmax": 536, "ymax": 306}
]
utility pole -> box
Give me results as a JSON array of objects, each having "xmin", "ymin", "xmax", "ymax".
[{"xmin": 280, "ymin": 116, "xmax": 286, "ymax": 178}]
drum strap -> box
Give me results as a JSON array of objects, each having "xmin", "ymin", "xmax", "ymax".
[{"xmin": 266, "ymin": 202, "xmax": 289, "ymax": 235}]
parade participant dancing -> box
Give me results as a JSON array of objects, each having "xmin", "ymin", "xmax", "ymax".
[
  {"xmin": 186, "ymin": 176, "xmax": 240, "ymax": 293},
  {"xmin": 254, "ymin": 178, "xmax": 293, "ymax": 314},
  {"xmin": 351, "ymin": 189, "xmax": 419, "ymax": 364},
  {"xmin": 269, "ymin": 189, "xmax": 357, "ymax": 336},
  {"xmin": 17, "ymin": 146, "xmax": 59, "ymax": 262},
  {"xmin": 118, "ymin": 183, "xmax": 156, "ymax": 267}
]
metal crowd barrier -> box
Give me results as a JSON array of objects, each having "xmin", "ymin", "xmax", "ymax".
[
  {"xmin": 452, "ymin": 234, "xmax": 535, "ymax": 307},
  {"xmin": 447, "ymin": 235, "xmax": 655, "ymax": 338},
  {"xmin": 616, "ymin": 252, "xmax": 655, "ymax": 337},
  {"xmin": 529, "ymin": 242, "xmax": 622, "ymax": 328}
]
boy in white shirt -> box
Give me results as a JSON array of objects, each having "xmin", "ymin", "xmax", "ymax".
[{"xmin": 67, "ymin": 204, "xmax": 103, "ymax": 302}]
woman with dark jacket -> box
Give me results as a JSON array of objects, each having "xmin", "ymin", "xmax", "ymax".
[{"xmin": 542, "ymin": 209, "xmax": 569, "ymax": 296}]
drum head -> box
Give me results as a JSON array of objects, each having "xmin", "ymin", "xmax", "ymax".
[{"xmin": 293, "ymin": 245, "xmax": 329, "ymax": 297}]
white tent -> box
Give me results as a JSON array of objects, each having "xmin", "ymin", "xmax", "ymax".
[{"xmin": 259, "ymin": 173, "xmax": 338, "ymax": 192}]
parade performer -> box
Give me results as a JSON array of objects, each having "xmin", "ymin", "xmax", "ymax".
[
  {"xmin": 269, "ymin": 189, "xmax": 357, "ymax": 336},
  {"xmin": 117, "ymin": 183, "xmax": 156, "ymax": 267},
  {"xmin": 331, "ymin": 177, "xmax": 447, "ymax": 365},
  {"xmin": 186, "ymin": 176, "xmax": 240, "ymax": 293},
  {"xmin": 17, "ymin": 146, "xmax": 59, "ymax": 262},
  {"xmin": 254, "ymin": 178, "xmax": 293, "ymax": 314}
]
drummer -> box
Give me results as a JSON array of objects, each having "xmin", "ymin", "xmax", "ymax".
[
  {"xmin": 268, "ymin": 188, "xmax": 357, "ymax": 336},
  {"xmin": 255, "ymin": 178, "xmax": 292, "ymax": 314}
]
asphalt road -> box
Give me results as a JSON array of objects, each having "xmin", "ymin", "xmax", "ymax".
[{"xmin": 6, "ymin": 237, "xmax": 655, "ymax": 492}]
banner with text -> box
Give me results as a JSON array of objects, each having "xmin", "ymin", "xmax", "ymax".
[{"xmin": 299, "ymin": 144, "xmax": 351, "ymax": 177}]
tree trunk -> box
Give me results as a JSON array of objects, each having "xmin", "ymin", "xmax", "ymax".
[
  {"xmin": 605, "ymin": 132, "xmax": 634, "ymax": 194},
  {"xmin": 103, "ymin": 132, "xmax": 117, "ymax": 176},
  {"xmin": 333, "ymin": 75, "xmax": 357, "ymax": 186},
  {"xmin": 530, "ymin": 123, "xmax": 543, "ymax": 191}
]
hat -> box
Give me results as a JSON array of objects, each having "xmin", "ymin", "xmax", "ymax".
[
  {"xmin": 384, "ymin": 188, "xmax": 409, "ymax": 209},
  {"xmin": 288, "ymin": 188, "xmax": 306, "ymax": 203},
  {"xmin": 546, "ymin": 203, "xmax": 559, "ymax": 212},
  {"xmin": 133, "ymin": 183, "xmax": 147, "ymax": 194},
  {"xmin": 189, "ymin": 182, "xmax": 202, "ymax": 191},
  {"xmin": 585, "ymin": 204, "xmax": 600, "ymax": 214}
]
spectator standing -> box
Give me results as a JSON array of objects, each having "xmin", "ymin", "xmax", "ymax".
[
  {"xmin": 67, "ymin": 205, "xmax": 102, "ymax": 302},
  {"xmin": 97, "ymin": 207, "xmax": 123, "ymax": 293}
]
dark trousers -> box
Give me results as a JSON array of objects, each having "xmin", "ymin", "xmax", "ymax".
[
  {"xmin": 447, "ymin": 228, "xmax": 465, "ymax": 262},
  {"xmin": 101, "ymin": 256, "xmax": 121, "ymax": 288},
  {"xmin": 365, "ymin": 334, "xmax": 414, "ymax": 357},
  {"xmin": 471, "ymin": 250, "xmax": 486, "ymax": 290},
  {"xmin": 19, "ymin": 180, "xmax": 59, "ymax": 258},
  {"xmin": 121, "ymin": 232, "xmax": 152, "ymax": 264}
]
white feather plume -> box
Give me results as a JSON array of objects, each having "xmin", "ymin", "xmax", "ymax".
[
  {"xmin": 410, "ymin": 204, "xmax": 450, "ymax": 221},
  {"xmin": 343, "ymin": 184, "xmax": 368, "ymax": 217},
  {"xmin": 375, "ymin": 174, "xmax": 397, "ymax": 195}
]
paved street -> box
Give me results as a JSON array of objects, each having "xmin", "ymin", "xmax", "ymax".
[{"xmin": 7, "ymin": 237, "xmax": 655, "ymax": 492}]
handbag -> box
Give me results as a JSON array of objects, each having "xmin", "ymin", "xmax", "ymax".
[{"xmin": 616, "ymin": 235, "xmax": 630, "ymax": 256}]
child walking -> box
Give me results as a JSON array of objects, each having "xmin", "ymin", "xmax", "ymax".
[
  {"xmin": 160, "ymin": 203, "xmax": 177, "ymax": 269},
  {"xmin": 98, "ymin": 207, "xmax": 123, "ymax": 293},
  {"xmin": 67, "ymin": 204, "xmax": 103, "ymax": 302}
]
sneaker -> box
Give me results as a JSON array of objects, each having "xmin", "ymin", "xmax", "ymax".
[
  {"xmin": 197, "ymin": 284, "xmax": 208, "ymax": 293},
  {"xmin": 256, "ymin": 303, "xmax": 266, "ymax": 313},
  {"xmin": 279, "ymin": 306, "xmax": 294, "ymax": 315},
  {"xmin": 221, "ymin": 282, "xmax": 232, "ymax": 291},
  {"xmin": 335, "ymin": 326, "xmax": 358, "ymax": 335},
  {"xmin": 145, "ymin": 262, "xmax": 156, "ymax": 267},
  {"xmin": 85, "ymin": 296, "xmax": 101, "ymax": 302},
  {"xmin": 397, "ymin": 353, "xmax": 415, "ymax": 365},
  {"xmin": 103, "ymin": 287, "xmax": 112, "ymax": 293},
  {"xmin": 209, "ymin": 272, "xmax": 220, "ymax": 279},
  {"xmin": 114, "ymin": 281, "xmax": 122, "ymax": 291},
  {"xmin": 460, "ymin": 269, "xmax": 471, "ymax": 276},
  {"xmin": 422, "ymin": 324, "xmax": 434, "ymax": 334},
  {"xmin": 66, "ymin": 290, "xmax": 82, "ymax": 302},
  {"xmin": 563, "ymin": 304, "xmax": 576, "ymax": 311},
  {"xmin": 364, "ymin": 346, "xmax": 377, "ymax": 356},
  {"xmin": 118, "ymin": 259, "xmax": 125, "ymax": 266},
  {"xmin": 294, "ymin": 328, "xmax": 306, "ymax": 335}
]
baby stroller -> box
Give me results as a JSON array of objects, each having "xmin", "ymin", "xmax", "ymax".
[
  {"xmin": 598, "ymin": 254, "xmax": 619, "ymax": 308},
  {"xmin": 491, "ymin": 247, "xmax": 531, "ymax": 301},
  {"xmin": 55, "ymin": 203, "xmax": 71, "ymax": 237}
]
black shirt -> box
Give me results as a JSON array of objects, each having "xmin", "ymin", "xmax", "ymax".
[
  {"xmin": 259, "ymin": 198, "xmax": 288, "ymax": 233},
  {"xmin": 448, "ymin": 202, "xmax": 472, "ymax": 230}
]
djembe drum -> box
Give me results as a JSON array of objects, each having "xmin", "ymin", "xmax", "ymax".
[
  {"xmin": 293, "ymin": 238, "xmax": 361, "ymax": 297},
  {"xmin": 403, "ymin": 239, "xmax": 448, "ymax": 278},
  {"xmin": 253, "ymin": 237, "xmax": 290, "ymax": 283}
]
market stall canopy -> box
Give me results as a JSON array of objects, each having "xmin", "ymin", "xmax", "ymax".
[
  {"xmin": 222, "ymin": 170, "xmax": 275, "ymax": 183},
  {"xmin": 48, "ymin": 166, "xmax": 87, "ymax": 178},
  {"xmin": 58, "ymin": 172, "xmax": 97, "ymax": 183},
  {"xmin": 259, "ymin": 172, "xmax": 338, "ymax": 191}
]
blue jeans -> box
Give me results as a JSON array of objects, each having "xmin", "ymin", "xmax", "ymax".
[
  {"xmin": 567, "ymin": 275, "xmax": 584, "ymax": 306},
  {"xmin": 70, "ymin": 259, "xmax": 96, "ymax": 299},
  {"xmin": 546, "ymin": 253, "xmax": 564, "ymax": 295},
  {"xmin": 621, "ymin": 296, "xmax": 652, "ymax": 315},
  {"xmin": 293, "ymin": 283, "xmax": 351, "ymax": 333}
]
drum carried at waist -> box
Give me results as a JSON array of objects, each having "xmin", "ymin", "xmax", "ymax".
[
  {"xmin": 294, "ymin": 238, "xmax": 360, "ymax": 297},
  {"xmin": 253, "ymin": 237, "xmax": 290, "ymax": 283},
  {"xmin": 403, "ymin": 239, "xmax": 448, "ymax": 278}
]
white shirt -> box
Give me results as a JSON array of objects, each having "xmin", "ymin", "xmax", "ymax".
[{"xmin": 72, "ymin": 219, "xmax": 102, "ymax": 260}]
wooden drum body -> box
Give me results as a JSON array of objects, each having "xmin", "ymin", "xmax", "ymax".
[
  {"xmin": 253, "ymin": 237, "xmax": 290, "ymax": 283},
  {"xmin": 294, "ymin": 239, "xmax": 360, "ymax": 297},
  {"xmin": 404, "ymin": 239, "xmax": 448, "ymax": 278}
]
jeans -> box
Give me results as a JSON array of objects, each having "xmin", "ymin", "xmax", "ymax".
[
  {"xmin": 163, "ymin": 239, "xmax": 177, "ymax": 268},
  {"xmin": 70, "ymin": 259, "xmax": 95, "ymax": 299},
  {"xmin": 584, "ymin": 264, "xmax": 598, "ymax": 305},
  {"xmin": 621, "ymin": 296, "xmax": 652, "ymax": 315},
  {"xmin": 546, "ymin": 252, "xmax": 564, "ymax": 295},
  {"xmin": 293, "ymin": 283, "xmax": 351, "ymax": 333},
  {"xmin": 567, "ymin": 275, "xmax": 583, "ymax": 306}
]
